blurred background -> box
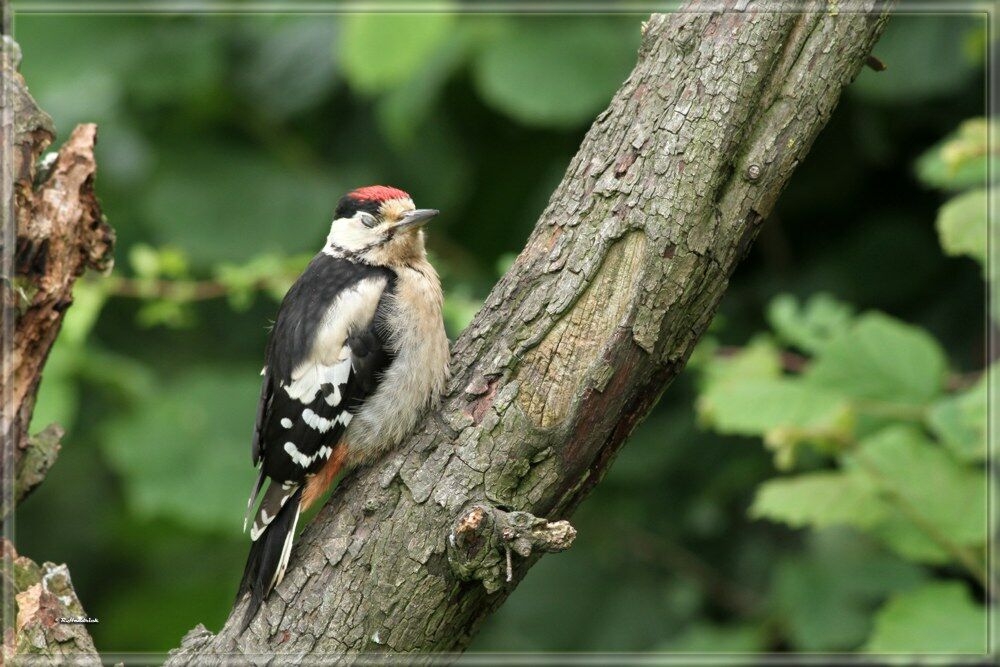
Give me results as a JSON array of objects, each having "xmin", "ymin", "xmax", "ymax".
[{"xmin": 12, "ymin": 10, "xmax": 992, "ymax": 655}]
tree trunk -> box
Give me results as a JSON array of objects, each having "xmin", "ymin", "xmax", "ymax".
[
  {"xmin": 2, "ymin": 6, "xmax": 110, "ymax": 663},
  {"xmin": 2, "ymin": 1, "xmax": 892, "ymax": 663}
]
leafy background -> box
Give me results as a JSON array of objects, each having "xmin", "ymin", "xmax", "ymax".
[{"xmin": 12, "ymin": 11, "xmax": 992, "ymax": 655}]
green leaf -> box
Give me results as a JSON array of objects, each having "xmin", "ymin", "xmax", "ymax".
[
  {"xmin": 129, "ymin": 244, "xmax": 161, "ymax": 279},
  {"xmin": 472, "ymin": 17, "xmax": 639, "ymax": 127},
  {"xmin": 847, "ymin": 426, "xmax": 988, "ymax": 560},
  {"xmin": 137, "ymin": 300, "xmax": 195, "ymax": 329},
  {"xmin": 101, "ymin": 370, "xmax": 261, "ymax": 534},
  {"xmin": 868, "ymin": 516, "xmax": 951, "ymax": 564},
  {"xmin": 698, "ymin": 377, "xmax": 853, "ymax": 467},
  {"xmin": 916, "ymin": 117, "xmax": 995, "ymax": 191},
  {"xmin": 936, "ymin": 187, "xmax": 990, "ymax": 269},
  {"xmin": 695, "ymin": 335, "xmax": 783, "ymax": 391},
  {"xmin": 865, "ymin": 582, "xmax": 986, "ymax": 653},
  {"xmin": 805, "ymin": 312, "xmax": 947, "ymax": 406},
  {"xmin": 339, "ymin": 13, "xmax": 456, "ymax": 94},
  {"xmin": 767, "ymin": 293, "xmax": 855, "ymax": 354},
  {"xmin": 928, "ymin": 372, "xmax": 988, "ymax": 462},
  {"xmin": 751, "ymin": 472, "xmax": 887, "ymax": 530}
]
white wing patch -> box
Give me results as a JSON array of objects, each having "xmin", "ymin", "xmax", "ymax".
[
  {"xmin": 250, "ymin": 485, "xmax": 297, "ymax": 541},
  {"xmin": 283, "ymin": 353, "xmax": 352, "ymax": 405},
  {"xmin": 281, "ymin": 276, "xmax": 385, "ymax": 404},
  {"xmin": 302, "ymin": 408, "xmax": 353, "ymax": 433},
  {"xmin": 283, "ymin": 441, "xmax": 334, "ymax": 468},
  {"xmin": 324, "ymin": 357, "xmax": 353, "ymax": 406}
]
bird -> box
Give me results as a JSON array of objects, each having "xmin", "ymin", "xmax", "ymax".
[{"xmin": 234, "ymin": 185, "xmax": 450, "ymax": 633}]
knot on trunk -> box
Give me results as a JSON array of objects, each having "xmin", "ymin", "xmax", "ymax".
[{"xmin": 446, "ymin": 503, "xmax": 577, "ymax": 593}]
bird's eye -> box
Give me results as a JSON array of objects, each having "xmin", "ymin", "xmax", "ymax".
[{"xmin": 358, "ymin": 212, "xmax": 378, "ymax": 228}]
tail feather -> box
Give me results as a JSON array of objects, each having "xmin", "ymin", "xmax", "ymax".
[
  {"xmin": 242, "ymin": 466, "xmax": 266, "ymax": 534},
  {"xmin": 236, "ymin": 485, "xmax": 303, "ymax": 633}
]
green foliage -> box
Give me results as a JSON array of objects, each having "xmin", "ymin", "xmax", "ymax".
[
  {"xmin": 928, "ymin": 372, "xmax": 988, "ymax": 462},
  {"xmin": 340, "ymin": 13, "xmax": 457, "ymax": 94},
  {"xmin": 917, "ymin": 116, "xmax": 995, "ymax": 282},
  {"xmin": 766, "ymin": 292, "xmax": 854, "ymax": 354},
  {"xmin": 656, "ymin": 623, "xmax": 764, "ymax": 652},
  {"xmin": 916, "ymin": 117, "xmax": 995, "ymax": 191},
  {"xmin": 101, "ymin": 370, "xmax": 259, "ymax": 533},
  {"xmin": 143, "ymin": 142, "xmax": 340, "ymax": 265},
  {"xmin": 848, "ymin": 426, "xmax": 987, "ymax": 564},
  {"xmin": 698, "ymin": 376, "xmax": 853, "ymax": 467},
  {"xmin": 771, "ymin": 530, "xmax": 925, "ymax": 651},
  {"xmin": 235, "ymin": 18, "xmax": 340, "ymax": 120},
  {"xmin": 936, "ymin": 187, "xmax": 990, "ymax": 269},
  {"xmin": 865, "ymin": 582, "xmax": 986, "ymax": 653},
  {"xmin": 30, "ymin": 283, "xmax": 109, "ymax": 433},
  {"xmin": 751, "ymin": 472, "xmax": 885, "ymax": 530},
  {"xmin": 694, "ymin": 131, "xmax": 991, "ymax": 650},
  {"xmin": 804, "ymin": 313, "xmax": 947, "ymax": 406}
]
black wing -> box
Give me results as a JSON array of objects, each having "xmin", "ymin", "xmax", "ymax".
[
  {"xmin": 244, "ymin": 255, "xmax": 395, "ymax": 539},
  {"xmin": 254, "ymin": 254, "xmax": 396, "ymax": 484},
  {"xmin": 237, "ymin": 255, "xmax": 396, "ymax": 630}
]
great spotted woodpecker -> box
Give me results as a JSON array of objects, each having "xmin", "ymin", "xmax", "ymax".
[{"xmin": 235, "ymin": 186, "xmax": 450, "ymax": 632}]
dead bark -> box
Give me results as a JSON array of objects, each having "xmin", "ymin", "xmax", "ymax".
[
  {"xmin": 2, "ymin": 1, "xmax": 893, "ymax": 662},
  {"xmin": 1, "ymin": 35, "xmax": 114, "ymax": 520},
  {"xmin": 2, "ymin": 20, "xmax": 109, "ymax": 665}
]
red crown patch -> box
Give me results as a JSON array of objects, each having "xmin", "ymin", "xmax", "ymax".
[{"xmin": 348, "ymin": 185, "xmax": 410, "ymax": 202}]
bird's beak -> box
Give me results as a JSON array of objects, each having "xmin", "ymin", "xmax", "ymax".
[{"xmin": 393, "ymin": 208, "xmax": 439, "ymax": 232}]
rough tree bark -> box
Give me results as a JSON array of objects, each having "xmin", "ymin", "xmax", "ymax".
[
  {"xmin": 1, "ymin": 39, "xmax": 113, "ymax": 519},
  {"xmin": 2, "ymin": 1, "xmax": 891, "ymax": 663}
]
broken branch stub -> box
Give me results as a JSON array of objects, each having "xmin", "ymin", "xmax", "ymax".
[{"xmin": 448, "ymin": 503, "xmax": 577, "ymax": 592}]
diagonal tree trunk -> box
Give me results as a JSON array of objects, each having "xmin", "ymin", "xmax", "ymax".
[{"xmin": 4, "ymin": 1, "xmax": 892, "ymax": 663}]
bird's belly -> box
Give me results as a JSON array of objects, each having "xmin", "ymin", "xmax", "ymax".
[{"xmin": 344, "ymin": 267, "xmax": 449, "ymax": 464}]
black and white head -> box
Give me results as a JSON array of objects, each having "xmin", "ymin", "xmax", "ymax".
[{"xmin": 324, "ymin": 185, "xmax": 438, "ymax": 267}]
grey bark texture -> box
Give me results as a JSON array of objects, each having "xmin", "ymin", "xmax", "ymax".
[
  {"xmin": 1, "ymin": 1, "xmax": 893, "ymax": 663},
  {"xmin": 170, "ymin": 2, "xmax": 892, "ymax": 662}
]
